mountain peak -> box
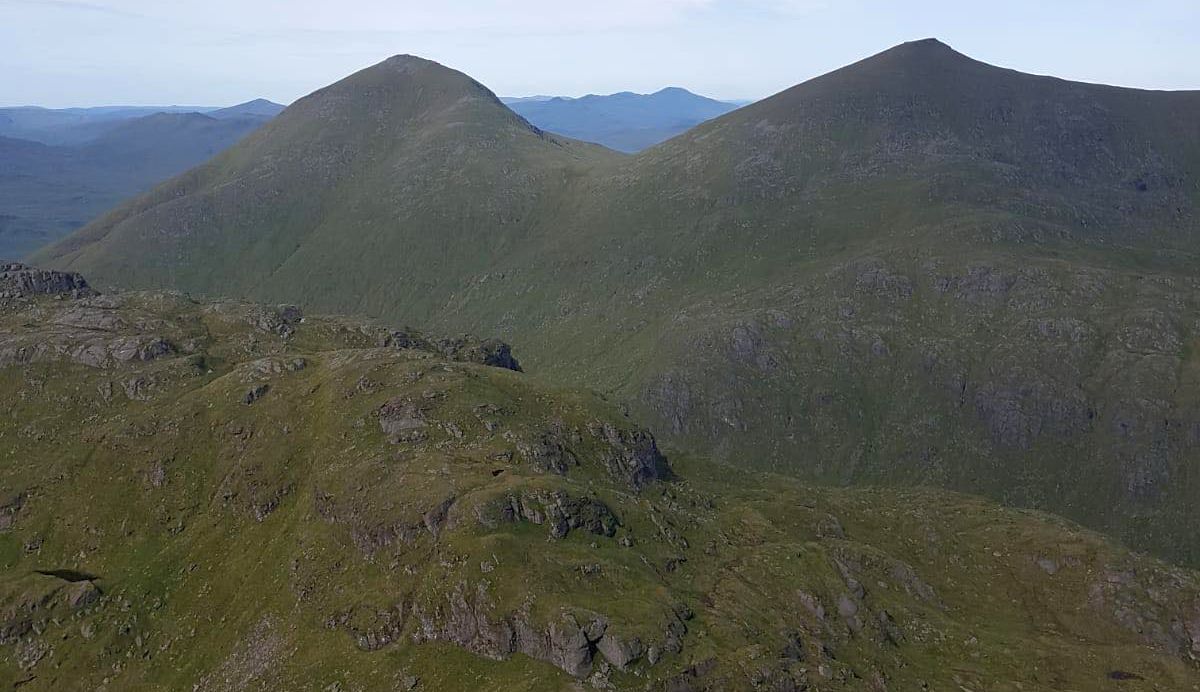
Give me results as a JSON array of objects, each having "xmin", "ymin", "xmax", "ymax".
[
  {"xmin": 866, "ymin": 37, "xmax": 975, "ymax": 68},
  {"xmin": 651, "ymin": 86, "xmax": 699, "ymax": 99},
  {"xmin": 211, "ymin": 98, "xmax": 285, "ymax": 119},
  {"xmin": 377, "ymin": 53, "xmax": 439, "ymax": 70},
  {"xmin": 331, "ymin": 53, "xmax": 498, "ymax": 102},
  {"xmin": 282, "ymin": 52, "xmax": 519, "ymax": 131},
  {"xmin": 903, "ymin": 37, "xmax": 953, "ymax": 50}
]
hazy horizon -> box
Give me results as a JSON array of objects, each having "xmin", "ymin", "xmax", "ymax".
[{"xmin": 3, "ymin": 0, "xmax": 1199, "ymax": 109}]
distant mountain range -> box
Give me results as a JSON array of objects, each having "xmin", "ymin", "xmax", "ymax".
[
  {"xmin": 0, "ymin": 100, "xmax": 285, "ymax": 145},
  {"xmin": 0, "ymin": 100, "xmax": 284, "ymax": 258},
  {"xmin": 503, "ymin": 87, "xmax": 742, "ymax": 152}
]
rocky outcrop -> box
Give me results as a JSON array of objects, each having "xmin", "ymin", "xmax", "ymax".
[
  {"xmin": 0, "ymin": 493, "xmax": 25, "ymax": 531},
  {"xmin": 516, "ymin": 432, "xmax": 578, "ymax": 475},
  {"xmin": 328, "ymin": 604, "xmax": 408, "ymax": 652},
  {"xmin": 379, "ymin": 330, "xmax": 522, "ymax": 372},
  {"xmin": 596, "ymin": 631, "xmax": 644, "ymax": 670},
  {"xmin": 411, "ymin": 582, "xmax": 625, "ymax": 678},
  {"xmin": 587, "ymin": 421, "xmax": 673, "ymax": 490},
  {"xmin": 242, "ymin": 384, "xmax": 270, "ymax": 405},
  {"xmin": 1088, "ymin": 564, "xmax": 1200, "ymax": 658},
  {"xmin": 66, "ymin": 581, "xmax": 102, "ymax": 609},
  {"xmin": 246, "ymin": 305, "xmax": 303, "ymax": 339},
  {"xmin": 475, "ymin": 489, "xmax": 619, "ymax": 540},
  {"xmin": 378, "ymin": 398, "xmax": 429, "ymax": 443},
  {"xmin": 973, "ymin": 381, "xmax": 1094, "ymax": 451},
  {"xmin": 0, "ymin": 263, "xmax": 95, "ymax": 299},
  {"xmin": 514, "ymin": 421, "xmax": 673, "ymax": 490},
  {"xmin": 439, "ymin": 337, "xmax": 522, "ymax": 372},
  {"xmin": 0, "ymin": 332, "xmax": 175, "ymax": 370}
]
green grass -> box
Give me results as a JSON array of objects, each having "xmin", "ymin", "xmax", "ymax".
[{"xmin": 1, "ymin": 291, "xmax": 1200, "ymax": 689}]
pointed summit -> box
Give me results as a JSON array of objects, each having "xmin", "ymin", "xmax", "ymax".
[
  {"xmin": 279, "ymin": 53, "xmax": 527, "ymax": 137},
  {"xmin": 854, "ymin": 37, "xmax": 983, "ymax": 72},
  {"xmin": 211, "ymin": 98, "xmax": 285, "ymax": 119},
  {"xmin": 890, "ymin": 37, "xmax": 958, "ymax": 54}
]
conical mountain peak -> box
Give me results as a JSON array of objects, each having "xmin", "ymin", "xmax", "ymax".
[
  {"xmin": 890, "ymin": 37, "xmax": 958, "ymax": 55},
  {"xmin": 262, "ymin": 51, "xmax": 533, "ymax": 143},
  {"xmin": 307, "ymin": 53, "xmax": 497, "ymax": 105}
]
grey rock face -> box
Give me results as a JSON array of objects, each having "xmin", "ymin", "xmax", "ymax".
[
  {"xmin": 52, "ymin": 305, "xmax": 128, "ymax": 331},
  {"xmin": 0, "ymin": 329, "xmax": 175, "ymax": 370},
  {"xmin": 475, "ymin": 489, "xmax": 619, "ymax": 540},
  {"xmin": 972, "ymin": 382, "xmax": 1093, "ymax": 451},
  {"xmin": 587, "ymin": 421, "xmax": 673, "ymax": 490},
  {"xmin": 328, "ymin": 604, "xmax": 407, "ymax": 652},
  {"xmin": 66, "ymin": 581, "xmax": 101, "ymax": 609},
  {"xmin": 548, "ymin": 614, "xmax": 602, "ymax": 677},
  {"xmin": 596, "ymin": 632, "xmax": 644, "ymax": 669},
  {"xmin": 111, "ymin": 336, "xmax": 174, "ymax": 363},
  {"xmin": 517, "ymin": 432, "xmax": 578, "ymax": 475},
  {"xmin": 422, "ymin": 496, "xmax": 456, "ymax": 537},
  {"xmin": 378, "ymin": 398, "xmax": 429, "ymax": 443},
  {"xmin": 1088, "ymin": 563, "xmax": 1200, "ymax": 657},
  {"xmin": 0, "ymin": 263, "xmax": 95, "ymax": 299},
  {"xmin": 453, "ymin": 337, "xmax": 522, "ymax": 372},
  {"xmin": 412, "ymin": 582, "xmax": 613, "ymax": 678},
  {"xmin": 242, "ymin": 384, "xmax": 270, "ymax": 405},
  {"xmin": 247, "ymin": 305, "xmax": 303, "ymax": 338},
  {"xmin": 378, "ymin": 328, "xmax": 520, "ymax": 371},
  {"xmin": 513, "ymin": 421, "xmax": 672, "ymax": 490}
]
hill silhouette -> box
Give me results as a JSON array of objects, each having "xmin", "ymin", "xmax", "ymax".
[{"xmin": 507, "ymin": 86, "xmax": 740, "ymax": 151}]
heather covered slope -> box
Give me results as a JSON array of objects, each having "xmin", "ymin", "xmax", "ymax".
[
  {"xmin": 35, "ymin": 41, "xmax": 1200, "ymax": 566},
  {"xmin": 4, "ymin": 271, "xmax": 1200, "ymax": 690}
]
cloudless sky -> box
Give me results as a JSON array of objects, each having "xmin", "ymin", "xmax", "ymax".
[{"xmin": 3, "ymin": 0, "xmax": 1198, "ymax": 107}]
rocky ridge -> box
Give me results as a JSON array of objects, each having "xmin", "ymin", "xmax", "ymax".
[{"xmin": 1, "ymin": 272, "xmax": 1200, "ymax": 689}]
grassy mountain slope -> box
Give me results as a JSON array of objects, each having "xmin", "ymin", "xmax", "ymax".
[
  {"xmin": 40, "ymin": 55, "xmax": 621, "ymax": 316},
  {"xmin": 35, "ymin": 41, "xmax": 1200, "ymax": 567},
  {"xmin": 507, "ymin": 87, "xmax": 740, "ymax": 152},
  {"xmin": 0, "ymin": 112, "xmax": 271, "ymax": 259},
  {"xmin": 4, "ymin": 268, "xmax": 1200, "ymax": 690},
  {"xmin": 496, "ymin": 38, "xmax": 1200, "ymax": 564}
]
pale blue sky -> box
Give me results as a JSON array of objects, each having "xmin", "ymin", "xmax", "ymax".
[{"xmin": 3, "ymin": 0, "xmax": 1198, "ymax": 107}]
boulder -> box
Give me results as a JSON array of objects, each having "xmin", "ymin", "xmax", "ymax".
[{"xmin": 597, "ymin": 632, "xmax": 643, "ymax": 669}]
